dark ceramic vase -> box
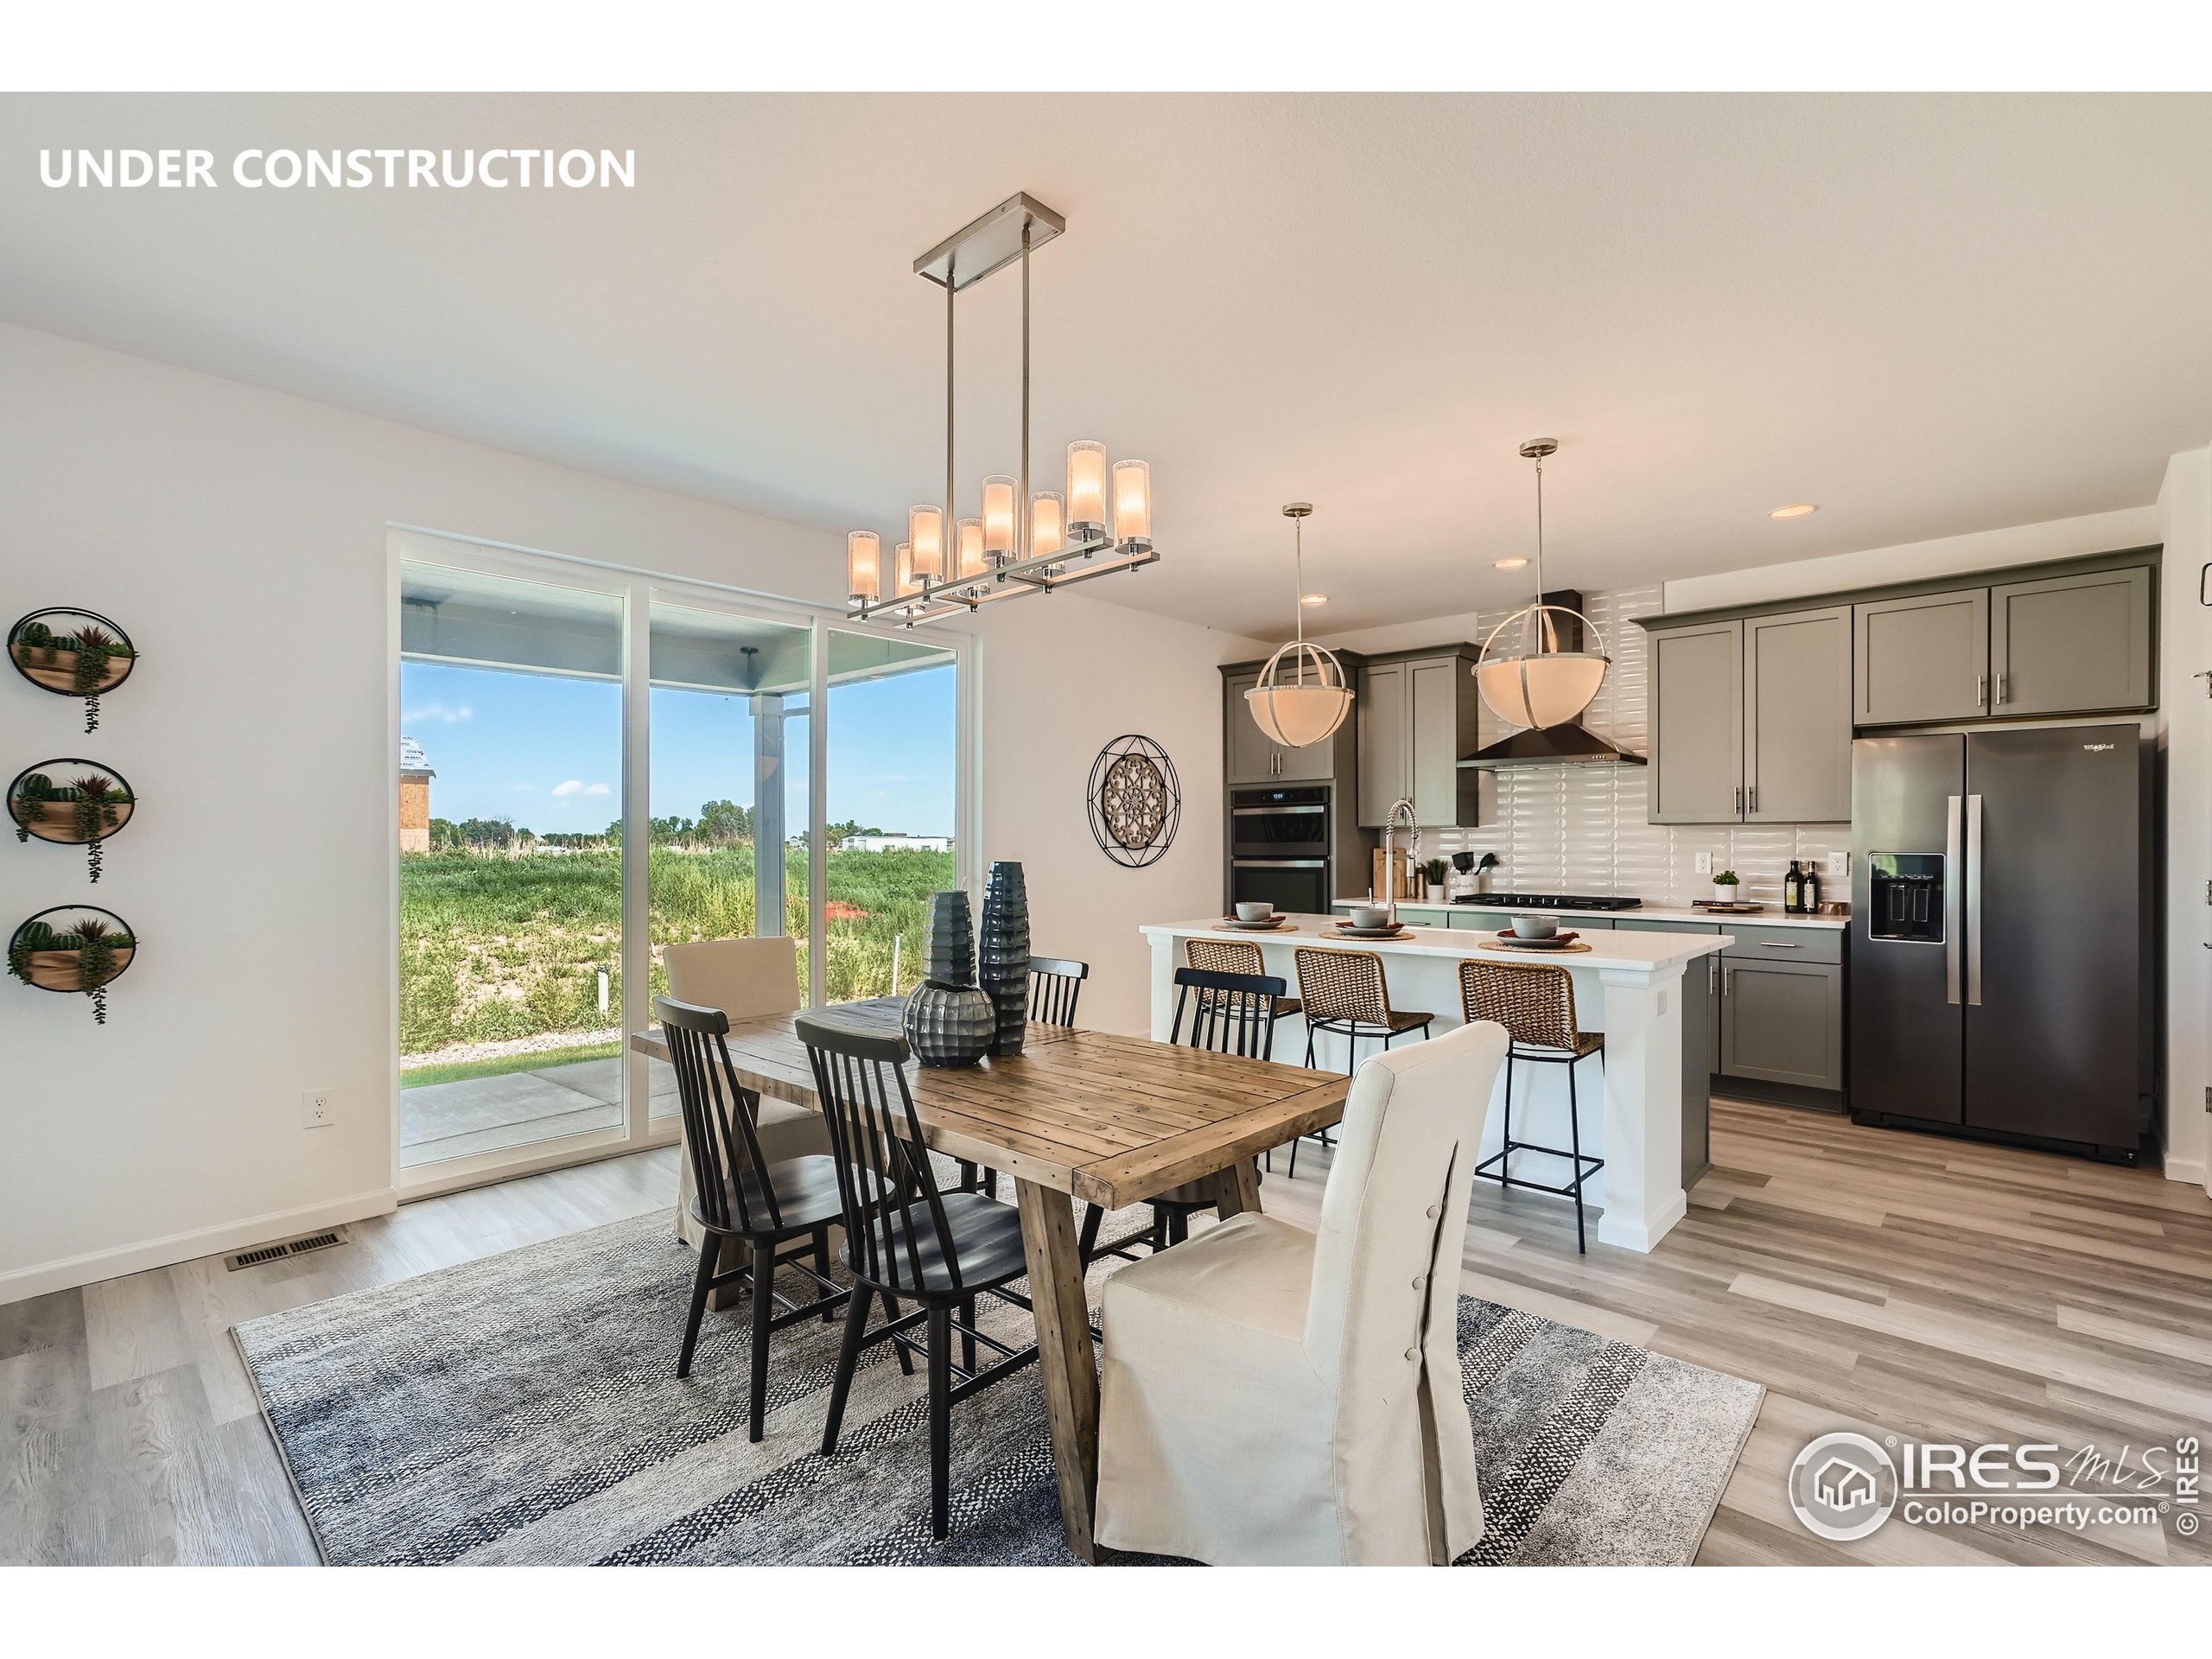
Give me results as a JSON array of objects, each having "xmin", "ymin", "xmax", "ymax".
[
  {"xmin": 978, "ymin": 861, "xmax": 1031, "ymax": 1056},
  {"xmin": 904, "ymin": 890, "xmax": 995, "ymax": 1067}
]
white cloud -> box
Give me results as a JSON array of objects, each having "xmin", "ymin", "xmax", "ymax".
[
  {"xmin": 551, "ymin": 779, "xmax": 584, "ymax": 797},
  {"xmin": 403, "ymin": 701, "xmax": 472, "ymax": 724},
  {"xmin": 582, "ymin": 782, "xmax": 611, "ymax": 797}
]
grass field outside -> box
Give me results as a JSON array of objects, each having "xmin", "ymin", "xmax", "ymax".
[{"xmin": 398, "ymin": 845, "xmax": 954, "ymax": 1071}]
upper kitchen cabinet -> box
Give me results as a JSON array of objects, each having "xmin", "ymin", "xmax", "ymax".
[
  {"xmin": 1357, "ymin": 648, "xmax": 1481, "ymax": 828},
  {"xmin": 1988, "ymin": 565, "xmax": 2154, "ymax": 717},
  {"xmin": 1649, "ymin": 607, "xmax": 1852, "ymax": 823},
  {"xmin": 1854, "ymin": 588, "xmax": 1989, "ymax": 725},
  {"xmin": 1648, "ymin": 620, "xmax": 1744, "ymax": 823},
  {"xmin": 1222, "ymin": 656, "xmax": 1362, "ymax": 787},
  {"xmin": 1745, "ymin": 606, "xmax": 1853, "ymax": 822}
]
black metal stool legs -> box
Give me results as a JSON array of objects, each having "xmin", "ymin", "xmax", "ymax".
[{"xmin": 1474, "ymin": 1046, "xmax": 1605, "ymax": 1255}]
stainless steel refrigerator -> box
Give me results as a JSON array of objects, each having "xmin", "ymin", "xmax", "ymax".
[{"xmin": 1849, "ymin": 724, "xmax": 2153, "ymax": 1161}]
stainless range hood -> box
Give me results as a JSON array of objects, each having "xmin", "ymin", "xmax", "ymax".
[{"xmin": 1458, "ymin": 724, "xmax": 1646, "ymax": 769}]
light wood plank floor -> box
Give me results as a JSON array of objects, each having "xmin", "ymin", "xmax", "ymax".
[{"xmin": 4, "ymin": 1100, "xmax": 2208, "ymax": 1566}]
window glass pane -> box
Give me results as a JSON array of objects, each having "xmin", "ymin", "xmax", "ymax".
[
  {"xmin": 823, "ymin": 631, "xmax": 959, "ymax": 1003},
  {"xmin": 648, "ymin": 602, "xmax": 815, "ymax": 1110},
  {"xmin": 398, "ymin": 562, "xmax": 626, "ymax": 1169}
]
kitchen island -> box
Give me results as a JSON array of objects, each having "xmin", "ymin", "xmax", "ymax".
[{"xmin": 1140, "ymin": 913, "xmax": 1732, "ymax": 1252}]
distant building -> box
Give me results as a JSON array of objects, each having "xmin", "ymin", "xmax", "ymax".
[
  {"xmin": 399, "ymin": 736, "xmax": 435, "ymax": 852},
  {"xmin": 842, "ymin": 832, "xmax": 953, "ymax": 853}
]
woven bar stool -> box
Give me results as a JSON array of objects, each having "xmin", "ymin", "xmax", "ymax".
[
  {"xmin": 1458, "ymin": 957, "xmax": 1605, "ymax": 1253},
  {"xmin": 1287, "ymin": 945, "xmax": 1433, "ymax": 1176},
  {"xmin": 1185, "ymin": 936, "xmax": 1301, "ymax": 1057}
]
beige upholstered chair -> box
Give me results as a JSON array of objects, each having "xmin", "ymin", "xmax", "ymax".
[
  {"xmin": 1094, "ymin": 1017, "xmax": 1511, "ymax": 1566},
  {"xmin": 663, "ymin": 938, "xmax": 831, "ymax": 1250}
]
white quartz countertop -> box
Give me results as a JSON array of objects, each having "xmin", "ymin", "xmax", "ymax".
[
  {"xmin": 1330, "ymin": 896, "xmax": 1848, "ymax": 931},
  {"xmin": 1143, "ymin": 913, "xmax": 1732, "ymax": 973}
]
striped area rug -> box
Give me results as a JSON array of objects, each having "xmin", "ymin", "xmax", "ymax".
[{"xmin": 234, "ymin": 1211, "xmax": 1761, "ymax": 1565}]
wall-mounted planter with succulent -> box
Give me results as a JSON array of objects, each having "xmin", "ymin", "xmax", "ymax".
[
  {"xmin": 10, "ymin": 760, "xmax": 135, "ymax": 881},
  {"xmin": 9, "ymin": 906, "xmax": 137, "ymax": 1024},
  {"xmin": 9, "ymin": 608, "xmax": 137, "ymax": 732}
]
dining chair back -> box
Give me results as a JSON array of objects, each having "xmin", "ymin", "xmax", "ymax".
[
  {"xmin": 1169, "ymin": 966, "xmax": 1285, "ymax": 1059},
  {"xmin": 1027, "ymin": 956, "xmax": 1090, "ymax": 1028},
  {"xmin": 663, "ymin": 936, "xmax": 801, "ymax": 1021},
  {"xmin": 658, "ymin": 996, "xmax": 784, "ymax": 1236}
]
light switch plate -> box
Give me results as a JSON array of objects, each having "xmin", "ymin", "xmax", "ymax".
[
  {"xmin": 1694, "ymin": 851, "xmax": 1713, "ymax": 875},
  {"xmin": 1826, "ymin": 851, "xmax": 1851, "ymax": 879}
]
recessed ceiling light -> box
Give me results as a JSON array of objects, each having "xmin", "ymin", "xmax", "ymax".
[
  {"xmin": 1770, "ymin": 503, "xmax": 1819, "ymax": 519},
  {"xmin": 1495, "ymin": 556, "xmax": 1529, "ymax": 570},
  {"xmin": 1300, "ymin": 593, "xmax": 1327, "ymax": 607}
]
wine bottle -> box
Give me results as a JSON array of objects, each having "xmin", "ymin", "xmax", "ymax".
[
  {"xmin": 1783, "ymin": 860, "xmax": 1803, "ymax": 914},
  {"xmin": 1803, "ymin": 861, "xmax": 1822, "ymax": 912}
]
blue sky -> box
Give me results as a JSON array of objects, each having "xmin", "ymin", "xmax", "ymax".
[{"xmin": 401, "ymin": 660, "xmax": 956, "ymax": 835}]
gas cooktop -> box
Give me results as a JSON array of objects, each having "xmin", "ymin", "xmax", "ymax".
[{"xmin": 1453, "ymin": 893, "xmax": 1643, "ymax": 911}]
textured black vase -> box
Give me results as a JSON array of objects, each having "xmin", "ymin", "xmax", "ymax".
[
  {"xmin": 904, "ymin": 890, "xmax": 994, "ymax": 1067},
  {"xmin": 978, "ymin": 861, "xmax": 1032, "ymax": 1056}
]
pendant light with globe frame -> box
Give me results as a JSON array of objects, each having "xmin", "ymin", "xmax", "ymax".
[
  {"xmin": 1473, "ymin": 438, "xmax": 1611, "ymax": 730},
  {"xmin": 1244, "ymin": 502, "xmax": 1354, "ymax": 748}
]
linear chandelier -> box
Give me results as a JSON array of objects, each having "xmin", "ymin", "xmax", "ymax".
[{"xmin": 846, "ymin": 193, "xmax": 1155, "ymax": 627}]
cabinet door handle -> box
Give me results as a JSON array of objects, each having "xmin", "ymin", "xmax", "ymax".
[
  {"xmin": 1994, "ymin": 672, "xmax": 2007, "ymax": 706},
  {"xmin": 1976, "ymin": 672, "xmax": 1987, "ymax": 709},
  {"xmin": 1758, "ymin": 941, "xmax": 1802, "ymax": 949},
  {"xmin": 1748, "ymin": 785, "xmax": 1758, "ymax": 815},
  {"xmin": 1733, "ymin": 785, "xmax": 1744, "ymax": 817}
]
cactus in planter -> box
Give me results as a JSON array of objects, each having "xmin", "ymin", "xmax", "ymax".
[
  {"xmin": 11, "ymin": 772, "xmax": 52, "ymax": 843},
  {"xmin": 70, "ymin": 773, "xmax": 122, "ymax": 881},
  {"xmin": 68, "ymin": 626, "xmax": 119, "ymax": 731}
]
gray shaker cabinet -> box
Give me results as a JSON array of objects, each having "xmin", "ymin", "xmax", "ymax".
[
  {"xmin": 1649, "ymin": 620, "xmax": 1745, "ymax": 823},
  {"xmin": 1357, "ymin": 661, "xmax": 1408, "ymax": 823},
  {"xmin": 1223, "ymin": 670, "xmax": 1278, "ymax": 785},
  {"xmin": 1745, "ymin": 606, "xmax": 1853, "ymax": 823},
  {"xmin": 1988, "ymin": 565, "xmax": 2154, "ymax": 717},
  {"xmin": 1853, "ymin": 588, "xmax": 1990, "ymax": 725},
  {"xmin": 1719, "ymin": 956, "xmax": 1845, "ymax": 1091},
  {"xmin": 1357, "ymin": 652, "xmax": 1480, "ymax": 828}
]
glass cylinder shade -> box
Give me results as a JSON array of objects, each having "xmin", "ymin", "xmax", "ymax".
[
  {"xmin": 1246, "ymin": 642, "xmax": 1353, "ymax": 747},
  {"xmin": 982, "ymin": 476, "xmax": 1017, "ymax": 561},
  {"xmin": 1030, "ymin": 490, "xmax": 1065, "ymax": 560},
  {"xmin": 908, "ymin": 505, "xmax": 944, "ymax": 581},
  {"xmin": 1066, "ymin": 440, "xmax": 1108, "ymax": 533},
  {"xmin": 956, "ymin": 518, "xmax": 986, "ymax": 580},
  {"xmin": 894, "ymin": 542, "xmax": 916, "ymax": 598},
  {"xmin": 1112, "ymin": 459, "xmax": 1152, "ymax": 545},
  {"xmin": 847, "ymin": 531, "xmax": 881, "ymax": 604}
]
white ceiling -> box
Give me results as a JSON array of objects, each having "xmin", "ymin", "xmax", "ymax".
[{"xmin": 4, "ymin": 92, "xmax": 2210, "ymax": 636}]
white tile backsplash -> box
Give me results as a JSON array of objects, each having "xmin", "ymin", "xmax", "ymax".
[{"xmin": 1420, "ymin": 586, "xmax": 1852, "ymax": 906}]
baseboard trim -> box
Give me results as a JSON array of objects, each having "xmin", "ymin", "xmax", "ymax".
[
  {"xmin": 0, "ymin": 1188, "xmax": 399, "ymax": 1306},
  {"xmin": 2163, "ymin": 1154, "xmax": 2208, "ymax": 1191}
]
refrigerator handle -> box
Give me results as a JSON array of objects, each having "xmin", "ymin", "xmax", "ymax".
[
  {"xmin": 1944, "ymin": 794, "xmax": 1963, "ymax": 1006},
  {"xmin": 1965, "ymin": 792, "xmax": 1984, "ymax": 1007}
]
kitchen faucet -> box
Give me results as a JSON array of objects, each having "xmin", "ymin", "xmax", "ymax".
[{"xmin": 1382, "ymin": 797, "xmax": 1421, "ymax": 926}]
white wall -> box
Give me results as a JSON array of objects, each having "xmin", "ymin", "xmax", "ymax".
[
  {"xmin": 0, "ymin": 321, "xmax": 1228, "ymax": 1300},
  {"xmin": 1662, "ymin": 506, "xmax": 2162, "ymax": 614},
  {"xmin": 2158, "ymin": 448, "xmax": 2211, "ymax": 1192},
  {"xmin": 973, "ymin": 601, "xmax": 1266, "ymax": 1036}
]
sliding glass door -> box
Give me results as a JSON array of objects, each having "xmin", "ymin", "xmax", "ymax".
[{"xmin": 395, "ymin": 533, "xmax": 973, "ymax": 1195}]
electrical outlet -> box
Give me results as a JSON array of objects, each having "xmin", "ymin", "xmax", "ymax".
[
  {"xmin": 1827, "ymin": 851, "xmax": 1851, "ymax": 880},
  {"xmin": 302, "ymin": 1089, "xmax": 334, "ymax": 1130},
  {"xmin": 1694, "ymin": 851, "xmax": 1713, "ymax": 875}
]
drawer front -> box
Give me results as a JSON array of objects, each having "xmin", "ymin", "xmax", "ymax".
[
  {"xmin": 1721, "ymin": 923, "xmax": 1843, "ymax": 963},
  {"xmin": 1627, "ymin": 919, "xmax": 1721, "ymax": 935},
  {"xmin": 1449, "ymin": 908, "xmax": 1510, "ymax": 931}
]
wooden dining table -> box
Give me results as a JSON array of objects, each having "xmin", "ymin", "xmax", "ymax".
[{"xmin": 631, "ymin": 997, "xmax": 1351, "ymax": 1560}]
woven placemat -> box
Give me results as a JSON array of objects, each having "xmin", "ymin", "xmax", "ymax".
[{"xmin": 1477, "ymin": 938, "xmax": 1593, "ymax": 954}]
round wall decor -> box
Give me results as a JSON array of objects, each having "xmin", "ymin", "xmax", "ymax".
[
  {"xmin": 9, "ymin": 608, "xmax": 137, "ymax": 732},
  {"xmin": 9, "ymin": 904, "xmax": 137, "ymax": 1024},
  {"xmin": 10, "ymin": 760, "xmax": 136, "ymax": 882},
  {"xmin": 1086, "ymin": 734, "xmax": 1180, "ymax": 868}
]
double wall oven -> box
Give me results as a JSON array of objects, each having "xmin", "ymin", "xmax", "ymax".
[{"xmin": 1230, "ymin": 785, "xmax": 1332, "ymax": 916}]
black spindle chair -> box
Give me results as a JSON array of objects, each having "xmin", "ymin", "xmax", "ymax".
[
  {"xmin": 799, "ymin": 1014, "xmax": 1039, "ymax": 1541},
  {"xmin": 1027, "ymin": 956, "xmax": 1090, "ymax": 1028},
  {"xmin": 658, "ymin": 996, "xmax": 857, "ymax": 1443},
  {"xmin": 1077, "ymin": 966, "xmax": 1283, "ymax": 1266}
]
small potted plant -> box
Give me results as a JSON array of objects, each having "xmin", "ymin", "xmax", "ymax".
[
  {"xmin": 10, "ymin": 764, "xmax": 135, "ymax": 882},
  {"xmin": 9, "ymin": 611, "xmax": 138, "ymax": 732},
  {"xmin": 1712, "ymin": 868, "xmax": 1741, "ymax": 905},
  {"xmin": 1422, "ymin": 856, "xmax": 1450, "ymax": 905},
  {"xmin": 8, "ymin": 908, "xmax": 137, "ymax": 1024}
]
